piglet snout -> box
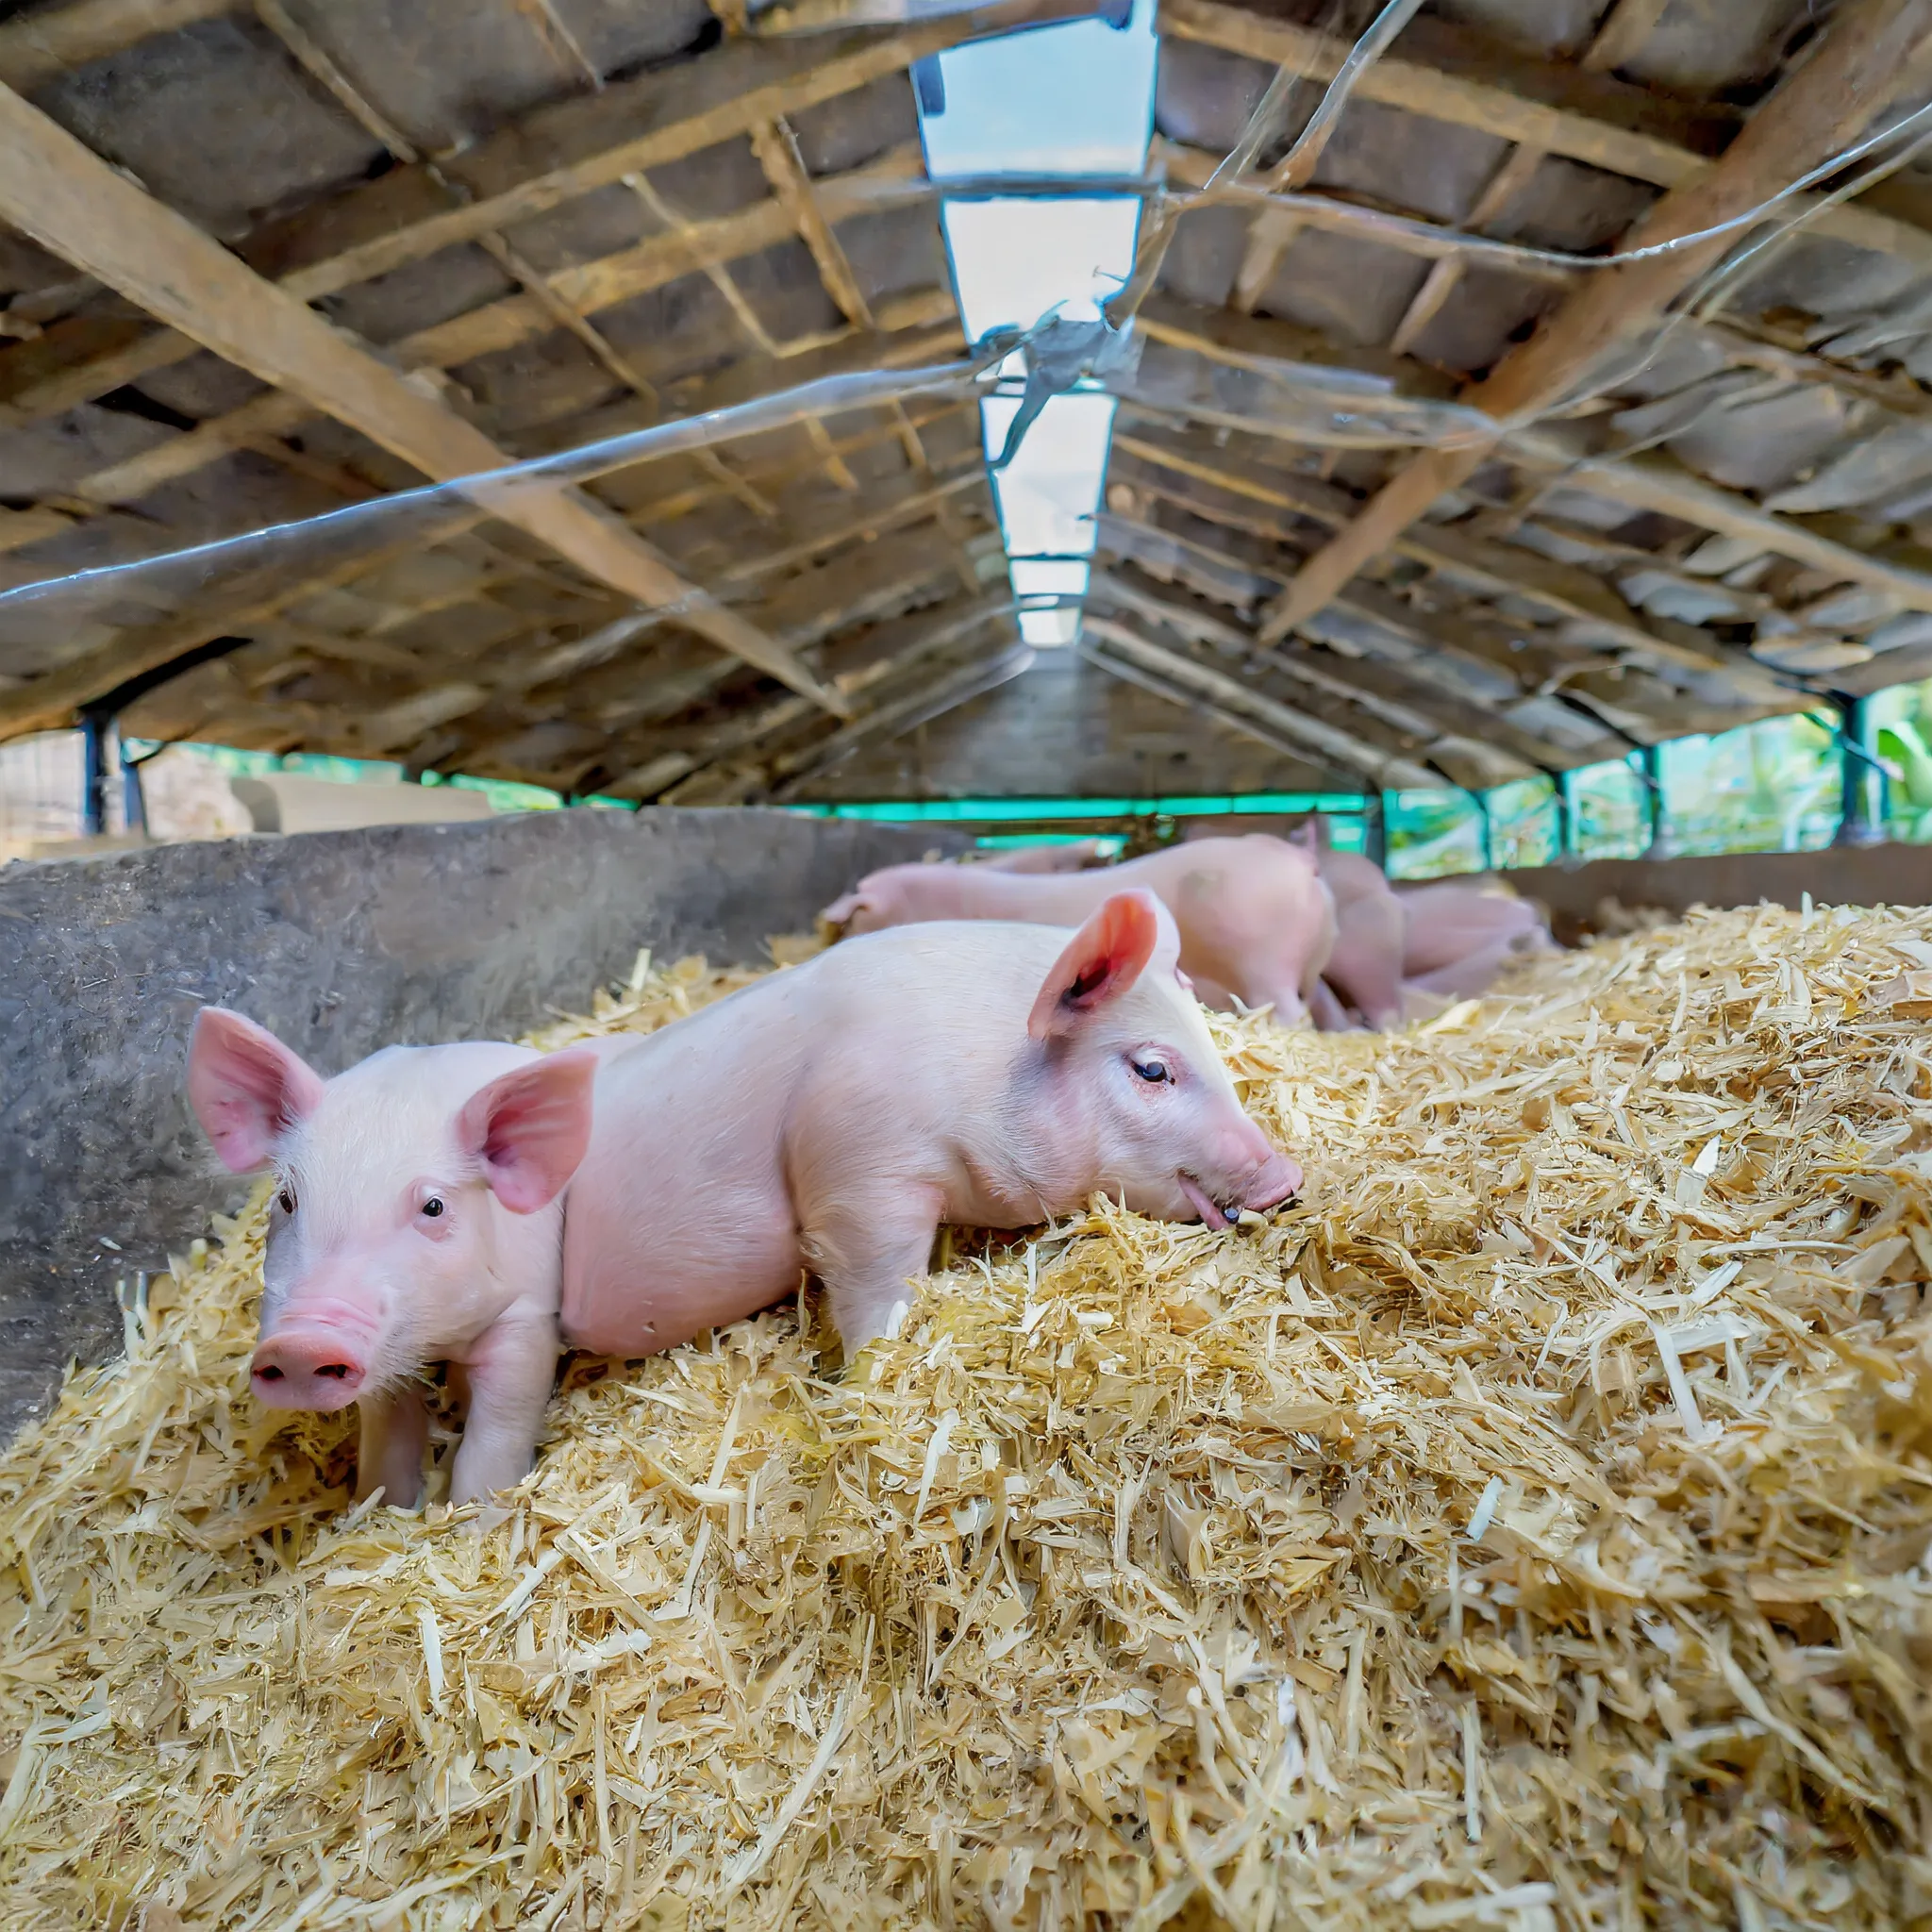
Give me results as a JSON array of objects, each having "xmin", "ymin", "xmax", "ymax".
[
  {"xmin": 1244, "ymin": 1146, "xmax": 1302, "ymax": 1210},
  {"xmin": 251, "ymin": 1324, "xmax": 370, "ymax": 1410}
]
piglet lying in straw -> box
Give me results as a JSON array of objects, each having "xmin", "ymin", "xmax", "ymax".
[
  {"xmin": 187, "ymin": 890, "xmax": 1300, "ymax": 1513},
  {"xmin": 965, "ymin": 839, "xmax": 1111, "ymax": 874},
  {"xmin": 822, "ymin": 833, "xmax": 1337, "ymax": 1027},
  {"xmin": 1395, "ymin": 878, "xmax": 1556, "ymax": 1000},
  {"xmin": 1291, "ymin": 825, "xmax": 1557, "ymax": 1028}
]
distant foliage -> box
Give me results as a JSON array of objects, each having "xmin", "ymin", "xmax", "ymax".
[{"xmin": 1381, "ymin": 689, "xmax": 1932, "ymax": 877}]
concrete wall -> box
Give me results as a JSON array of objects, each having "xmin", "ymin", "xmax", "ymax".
[
  {"xmin": 1508, "ymin": 841, "xmax": 1932, "ymax": 938},
  {"xmin": 0, "ymin": 808, "xmax": 956, "ymax": 1441}
]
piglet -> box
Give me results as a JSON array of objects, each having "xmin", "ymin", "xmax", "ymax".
[
  {"xmin": 188, "ymin": 1016, "xmax": 606, "ymax": 1510},
  {"xmin": 188, "ymin": 891, "xmax": 1299, "ymax": 1511},
  {"xmin": 1396, "ymin": 879, "xmax": 1553, "ymax": 990},
  {"xmin": 967, "ymin": 839, "xmax": 1111, "ymax": 874},
  {"xmin": 1307, "ymin": 846, "xmax": 1407, "ymax": 1030},
  {"xmin": 566, "ymin": 890, "xmax": 1300, "ymax": 1357},
  {"xmin": 822, "ymin": 834, "xmax": 1336, "ymax": 1026}
]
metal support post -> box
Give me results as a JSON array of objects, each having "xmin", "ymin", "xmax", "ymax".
[
  {"xmin": 1366, "ymin": 791, "xmax": 1389, "ymax": 870},
  {"xmin": 121, "ymin": 743, "xmax": 150, "ymax": 836},
  {"xmin": 77, "ymin": 708, "xmax": 113, "ymax": 838},
  {"xmin": 1835, "ymin": 695, "xmax": 1885, "ymax": 847},
  {"xmin": 1640, "ymin": 744, "xmax": 1670, "ymax": 858}
]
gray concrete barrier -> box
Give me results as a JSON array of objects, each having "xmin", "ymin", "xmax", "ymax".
[
  {"xmin": 1506, "ymin": 842, "xmax": 1932, "ymax": 939},
  {"xmin": 0, "ymin": 808, "xmax": 955, "ymax": 1441}
]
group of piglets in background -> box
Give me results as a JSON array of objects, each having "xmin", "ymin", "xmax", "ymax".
[
  {"xmin": 821, "ymin": 823, "xmax": 1555, "ymax": 1033},
  {"xmin": 187, "ymin": 891, "xmax": 1299, "ymax": 1515}
]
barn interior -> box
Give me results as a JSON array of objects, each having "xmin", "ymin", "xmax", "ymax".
[
  {"xmin": 6, "ymin": 2, "xmax": 1932, "ymax": 1926},
  {"xmin": 7, "ymin": 0, "xmax": 1932, "ymax": 841}
]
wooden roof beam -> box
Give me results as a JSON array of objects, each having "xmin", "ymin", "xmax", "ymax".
[
  {"xmin": 41, "ymin": 169, "xmax": 936, "ymax": 520},
  {"xmin": 1091, "ymin": 566, "xmax": 1584, "ymax": 774},
  {"xmin": 597, "ymin": 588, "xmax": 1015, "ymax": 800},
  {"xmin": 1108, "ymin": 418, "xmax": 1912, "ymax": 682},
  {"xmin": 715, "ymin": 466, "xmax": 989, "ymax": 589},
  {"xmin": 1385, "ymin": 0, "xmax": 1676, "ymax": 355},
  {"xmin": 0, "ymin": 1, "xmax": 1041, "ymax": 428},
  {"xmin": 1101, "ymin": 446, "xmax": 1711, "ymax": 694},
  {"xmin": 1257, "ymin": 0, "xmax": 1932, "ymax": 645},
  {"xmin": 10, "ymin": 387, "xmax": 975, "ymax": 745},
  {"xmin": 1081, "ymin": 614, "xmax": 1441, "ymax": 791},
  {"xmin": 1101, "ymin": 444, "xmax": 1784, "ymax": 745},
  {"xmin": 768, "ymin": 640, "xmax": 1038, "ymax": 800},
  {"xmin": 1075, "ymin": 640, "xmax": 1357, "ymax": 784},
  {"xmin": 246, "ymin": 0, "xmax": 778, "ymax": 522},
  {"xmin": 1157, "ymin": 139, "xmax": 1932, "ymax": 420},
  {"xmin": 1128, "ymin": 292, "xmax": 1932, "ymax": 632},
  {"xmin": 0, "ymin": 507, "xmax": 490, "ymax": 743},
  {"xmin": 545, "ymin": 518, "xmax": 985, "ymax": 746},
  {"xmin": 594, "ymin": 587, "xmax": 1004, "ymax": 799},
  {"xmin": 654, "ymin": 601, "xmax": 1018, "ymax": 803},
  {"xmin": 1164, "ymin": 0, "xmax": 1932, "ymax": 270},
  {"xmin": 0, "ymin": 0, "xmax": 232, "ymax": 93},
  {"xmin": 0, "ymin": 79, "xmax": 840, "ymax": 730}
]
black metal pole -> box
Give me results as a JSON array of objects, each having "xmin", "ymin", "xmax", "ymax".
[
  {"xmin": 1835, "ymin": 694, "xmax": 1884, "ymax": 847},
  {"xmin": 121, "ymin": 744, "xmax": 149, "ymax": 836},
  {"xmin": 1365, "ymin": 791, "xmax": 1389, "ymax": 870},
  {"xmin": 1556, "ymin": 768, "xmax": 1578, "ymax": 866},
  {"xmin": 77, "ymin": 709, "xmax": 111, "ymax": 838},
  {"xmin": 1640, "ymin": 744, "xmax": 1669, "ymax": 858}
]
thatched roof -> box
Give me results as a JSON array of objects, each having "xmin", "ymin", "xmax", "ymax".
[{"xmin": 2, "ymin": 0, "xmax": 1931, "ymax": 806}]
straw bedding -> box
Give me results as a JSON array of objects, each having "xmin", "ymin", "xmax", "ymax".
[{"xmin": 4, "ymin": 906, "xmax": 1932, "ymax": 1929}]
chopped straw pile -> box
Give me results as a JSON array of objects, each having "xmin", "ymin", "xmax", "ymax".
[{"xmin": 6, "ymin": 906, "xmax": 1932, "ymax": 1930}]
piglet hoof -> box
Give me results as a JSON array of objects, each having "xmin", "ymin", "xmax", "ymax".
[
  {"xmin": 882, "ymin": 1298, "xmax": 911, "ymax": 1342},
  {"xmin": 1236, "ymin": 1208, "xmax": 1268, "ymax": 1232},
  {"xmin": 465, "ymin": 1502, "xmax": 513, "ymax": 1539}
]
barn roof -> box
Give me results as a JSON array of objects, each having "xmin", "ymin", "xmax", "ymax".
[{"xmin": 2, "ymin": 0, "xmax": 1931, "ymax": 806}]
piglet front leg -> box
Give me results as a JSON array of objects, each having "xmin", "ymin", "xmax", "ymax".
[
  {"xmin": 803, "ymin": 1186, "xmax": 944, "ymax": 1360},
  {"xmin": 448, "ymin": 1312, "xmax": 561, "ymax": 1511},
  {"xmin": 357, "ymin": 1386, "xmax": 429, "ymax": 1507}
]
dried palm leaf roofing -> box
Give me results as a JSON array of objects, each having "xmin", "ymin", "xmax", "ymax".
[{"xmin": 8, "ymin": 0, "xmax": 1932, "ymax": 805}]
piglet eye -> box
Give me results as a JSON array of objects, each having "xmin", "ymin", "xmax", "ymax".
[
  {"xmin": 1132, "ymin": 1058, "xmax": 1172, "ymax": 1084},
  {"xmin": 421, "ymin": 1196, "xmax": 445, "ymax": 1220},
  {"xmin": 277, "ymin": 1186, "xmax": 296, "ymax": 1215}
]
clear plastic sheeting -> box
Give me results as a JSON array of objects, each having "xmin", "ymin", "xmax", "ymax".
[
  {"xmin": 1018, "ymin": 607, "xmax": 1081, "ymax": 646},
  {"xmin": 917, "ymin": 0, "xmax": 1158, "ymax": 652},
  {"xmin": 939, "ymin": 199, "xmax": 1141, "ymax": 346},
  {"xmin": 751, "ymin": 0, "xmax": 1119, "ymax": 27},
  {"xmin": 1124, "ymin": 336, "xmax": 1502, "ymax": 454},
  {"xmin": 1008, "ymin": 559, "xmax": 1091, "ymax": 598},
  {"xmin": 0, "ymin": 358, "xmax": 989, "ymax": 657},
  {"xmin": 912, "ymin": 3, "xmax": 1155, "ymax": 180},
  {"xmin": 981, "ymin": 390, "xmax": 1117, "ymax": 558}
]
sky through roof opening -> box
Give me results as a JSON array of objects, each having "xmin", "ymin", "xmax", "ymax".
[{"xmin": 915, "ymin": 0, "xmax": 1158, "ymax": 652}]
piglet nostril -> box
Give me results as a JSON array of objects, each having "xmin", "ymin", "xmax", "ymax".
[
  {"xmin": 256, "ymin": 1365, "xmax": 284, "ymax": 1381},
  {"xmin": 315, "ymin": 1362, "xmax": 353, "ymax": 1380}
]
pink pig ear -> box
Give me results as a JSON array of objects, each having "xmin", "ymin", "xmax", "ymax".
[
  {"xmin": 457, "ymin": 1049, "xmax": 598, "ymax": 1213},
  {"xmin": 187, "ymin": 1008, "xmax": 326, "ymax": 1174},
  {"xmin": 1028, "ymin": 890, "xmax": 1162, "ymax": 1041}
]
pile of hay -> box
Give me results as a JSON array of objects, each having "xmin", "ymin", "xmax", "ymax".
[{"xmin": 4, "ymin": 908, "xmax": 1932, "ymax": 1929}]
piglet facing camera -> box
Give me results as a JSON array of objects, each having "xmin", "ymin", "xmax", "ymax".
[{"xmin": 186, "ymin": 1008, "xmax": 597, "ymax": 1510}]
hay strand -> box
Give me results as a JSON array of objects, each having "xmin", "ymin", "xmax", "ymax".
[{"xmin": 2, "ymin": 911, "xmax": 1931, "ymax": 1926}]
